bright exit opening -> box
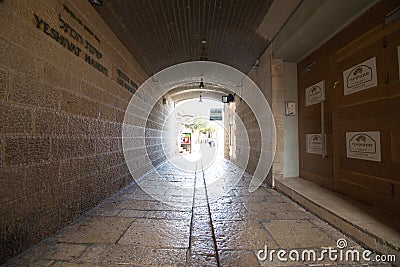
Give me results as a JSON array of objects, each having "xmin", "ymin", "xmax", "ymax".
[{"xmin": 169, "ymin": 98, "xmax": 225, "ymax": 170}]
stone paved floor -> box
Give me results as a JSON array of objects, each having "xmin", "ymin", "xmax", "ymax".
[{"xmin": 4, "ymin": 146, "xmax": 392, "ymax": 266}]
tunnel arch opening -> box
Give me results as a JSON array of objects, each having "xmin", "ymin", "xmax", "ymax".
[{"xmin": 122, "ymin": 61, "xmax": 276, "ymax": 206}]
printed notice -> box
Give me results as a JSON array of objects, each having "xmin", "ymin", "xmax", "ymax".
[
  {"xmin": 343, "ymin": 57, "xmax": 377, "ymax": 95},
  {"xmin": 305, "ymin": 81, "xmax": 325, "ymax": 107},
  {"xmin": 210, "ymin": 108, "xmax": 223, "ymax": 121},
  {"xmin": 306, "ymin": 134, "xmax": 323, "ymax": 155},
  {"xmin": 285, "ymin": 102, "xmax": 296, "ymax": 116},
  {"xmin": 346, "ymin": 131, "xmax": 381, "ymax": 162}
]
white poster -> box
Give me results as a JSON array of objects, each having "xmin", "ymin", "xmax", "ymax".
[
  {"xmin": 343, "ymin": 57, "xmax": 378, "ymax": 95},
  {"xmin": 306, "ymin": 134, "xmax": 323, "ymax": 154},
  {"xmin": 305, "ymin": 81, "xmax": 325, "ymax": 107},
  {"xmin": 285, "ymin": 102, "xmax": 296, "ymax": 116},
  {"xmin": 346, "ymin": 131, "xmax": 381, "ymax": 162},
  {"xmin": 210, "ymin": 108, "xmax": 222, "ymax": 121}
]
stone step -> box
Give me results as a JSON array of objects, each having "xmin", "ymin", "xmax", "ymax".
[{"xmin": 275, "ymin": 177, "xmax": 400, "ymax": 262}]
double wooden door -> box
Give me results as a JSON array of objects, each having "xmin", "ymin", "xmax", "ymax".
[{"xmin": 299, "ymin": 14, "xmax": 400, "ymax": 214}]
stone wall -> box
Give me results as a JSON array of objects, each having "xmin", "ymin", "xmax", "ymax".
[
  {"xmin": 0, "ymin": 0, "xmax": 165, "ymax": 263},
  {"xmin": 222, "ymin": 47, "xmax": 276, "ymax": 186},
  {"xmin": 234, "ymin": 99, "xmax": 261, "ymax": 175},
  {"xmin": 223, "ymin": 102, "xmax": 234, "ymax": 160},
  {"xmin": 145, "ymin": 98, "xmax": 175, "ymax": 171},
  {"xmin": 245, "ymin": 47, "xmax": 275, "ymax": 186},
  {"xmin": 271, "ymin": 59, "xmax": 285, "ymax": 181}
]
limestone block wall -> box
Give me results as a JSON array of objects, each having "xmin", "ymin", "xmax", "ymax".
[
  {"xmin": 0, "ymin": 0, "xmax": 170, "ymax": 263},
  {"xmin": 223, "ymin": 47, "xmax": 275, "ymax": 186},
  {"xmin": 271, "ymin": 59, "xmax": 285, "ymax": 180},
  {"xmin": 234, "ymin": 99, "xmax": 261, "ymax": 175},
  {"xmin": 223, "ymin": 102, "xmax": 234, "ymax": 160},
  {"xmin": 145, "ymin": 98, "xmax": 174, "ymax": 171},
  {"xmin": 245, "ymin": 47, "xmax": 274, "ymax": 186}
]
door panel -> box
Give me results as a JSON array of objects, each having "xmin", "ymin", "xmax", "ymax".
[
  {"xmin": 298, "ymin": 3, "xmax": 400, "ymax": 214},
  {"xmin": 340, "ymin": 170, "xmax": 394, "ymax": 194},
  {"xmin": 384, "ymin": 16, "xmax": 400, "ymax": 84},
  {"xmin": 333, "ymin": 20, "xmax": 399, "ymax": 211},
  {"xmin": 298, "ymin": 54, "xmax": 334, "ymax": 189},
  {"xmin": 335, "ymin": 32, "xmax": 388, "ymax": 108},
  {"xmin": 386, "ymin": 18, "xmax": 400, "ymax": 201}
]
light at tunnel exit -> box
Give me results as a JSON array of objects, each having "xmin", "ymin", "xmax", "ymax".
[{"xmin": 169, "ymin": 98, "xmax": 225, "ymax": 169}]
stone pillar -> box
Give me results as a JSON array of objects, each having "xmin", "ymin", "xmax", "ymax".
[{"xmin": 271, "ymin": 59, "xmax": 285, "ymax": 182}]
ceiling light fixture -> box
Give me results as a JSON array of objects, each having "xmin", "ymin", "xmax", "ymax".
[
  {"xmin": 252, "ymin": 59, "xmax": 260, "ymax": 69},
  {"xmin": 199, "ymin": 93, "xmax": 203, "ymax": 103},
  {"xmin": 88, "ymin": 0, "xmax": 103, "ymax": 6},
  {"xmin": 222, "ymin": 94, "xmax": 235, "ymax": 103},
  {"xmin": 199, "ymin": 78, "xmax": 205, "ymax": 89},
  {"xmin": 200, "ymin": 39, "xmax": 208, "ymax": 61}
]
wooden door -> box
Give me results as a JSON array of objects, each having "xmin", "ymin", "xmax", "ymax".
[
  {"xmin": 333, "ymin": 18, "xmax": 400, "ymax": 213},
  {"xmin": 385, "ymin": 16, "xmax": 400, "ymax": 213},
  {"xmin": 298, "ymin": 52, "xmax": 334, "ymax": 190}
]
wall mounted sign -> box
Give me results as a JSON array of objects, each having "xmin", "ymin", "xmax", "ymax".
[
  {"xmin": 285, "ymin": 102, "xmax": 296, "ymax": 116},
  {"xmin": 343, "ymin": 57, "xmax": 377, "ymax": 95},
  {"xmin": 180, "ymin": 133, "xmax": 191, "ymax": 145},
  {"xmin": 305, "ymin": 81, "xmax": 325, "ymax": 107},
  {"xmin": 346, "ymin": 131, "xmax": 381, "ymax": 162},
  {"xmin": 210, "ymin": 108, "xmax": 223, "ymax": 121},
  {"xmin": 62, "ymin": 4, "xmax": 100, "ymax": 43},
  {"xmin": 33, "ymin": 4, "xmax": 109, "ymax": 77},
  {"xmin": 306, "ymin": 134, "xmax": 323, "ymax": 154},
  {"xmin": 116, "ymin": 68, "xmax": 138, "ymax": 94}
]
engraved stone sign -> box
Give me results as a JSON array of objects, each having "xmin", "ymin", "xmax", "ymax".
[{"xmin": 33, "ymin": 5, "xmax": 109, "ymax": 77}]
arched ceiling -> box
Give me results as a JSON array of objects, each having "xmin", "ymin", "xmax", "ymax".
[
  {"xmin": 168, "ymin": 82, "xmax": 231, "ymax": 103},
  {"xmin": 93, "ymin": 0, "xmax": 273, "ymax": 76},
  {"xmin": 93, "ymin": 0, "xmax": 380, "ymax": 77},
  {"xmin": 170, "ymin": 90, "xmax": 226, "ymax": 103}
]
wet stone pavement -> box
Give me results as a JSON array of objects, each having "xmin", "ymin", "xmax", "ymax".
[{"xmin": 4, "ymin": 154, "xmax": 390, "ymax": 266}]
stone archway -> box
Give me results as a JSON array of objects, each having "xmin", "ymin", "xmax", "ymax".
[{"xmin": 122, "ymin": 61, "xmax": 276, "ymax": 206}]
